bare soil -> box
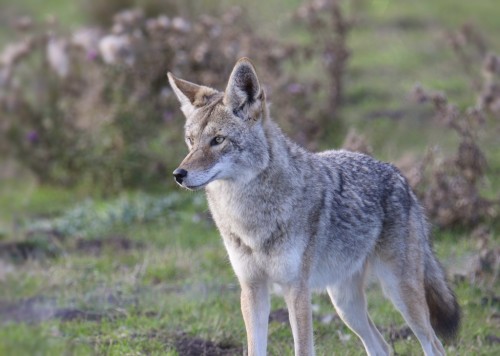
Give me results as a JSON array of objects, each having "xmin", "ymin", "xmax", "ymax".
[{"xmin": 174, "ymin": 332, "xmax": 242, "ymax": 356}]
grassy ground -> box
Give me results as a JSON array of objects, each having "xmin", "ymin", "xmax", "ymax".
[
  {"xmin": 0, "ymin": 188, "xmax": 498, "ymax": 355},
  {"xmin": 1, "ymin": 0, "xmax": 499, "ymax": 355}
]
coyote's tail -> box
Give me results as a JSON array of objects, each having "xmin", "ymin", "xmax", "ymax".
[
  {"xmin": 411, "ymin": 199, "xmax": 460, "ymax": 341},
  {"xmin": 423, "ymin": 236, "xmax": 461, "ymax": 340}
]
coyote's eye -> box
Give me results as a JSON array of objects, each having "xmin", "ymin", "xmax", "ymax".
[
  {"xmin": 186, "ymin": 137, "xmax": 194, "ymax": 145},
  {"xmin": 211, "ymin": 136, "xmax": 225, "ymax": 146}
]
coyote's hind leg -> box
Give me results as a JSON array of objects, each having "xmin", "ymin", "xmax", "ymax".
[
  {"xmin": 327, "ymin": 269, "xmax": 390, "ymax": 356},
  {"xmin": 375, "ymin": 259, "xmax": 445, "ymax": 356}
]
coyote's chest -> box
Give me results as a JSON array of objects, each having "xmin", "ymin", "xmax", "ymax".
[
  {"xmin": 205, "ymin": 181, "xmax": 307, "ymax": 283},
  {"xmin": 207, "ymin": 182, "xmax": 292, "ymax": 249}
]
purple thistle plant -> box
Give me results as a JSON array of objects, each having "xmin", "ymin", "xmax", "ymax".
[
  {"xmin": 26, "ymin": 130, "xmax": 39, "ymax": 143},
  {"xmin": 286, "ymin": 83, "xmax": 303, "ymax": 94},
  {"xmin": 86, "ymin": 49, "xmax": 98, "ymax": 61}
]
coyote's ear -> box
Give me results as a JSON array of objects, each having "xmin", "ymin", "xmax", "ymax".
[
  {"xmin": 224, "ymin": 58, "xmax": 264, "ymax": 121},
  {"xmin": 168, "ymin": 72, "xmax": 217, "ymax": 117}
]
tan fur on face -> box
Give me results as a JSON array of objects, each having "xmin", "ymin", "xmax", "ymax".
[{"xmin": 192, "ymin": 87, "xmax": 220, "ymax": 107}]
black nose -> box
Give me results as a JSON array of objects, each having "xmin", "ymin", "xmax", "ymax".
[{"xmin": 173, "ymin": 168, "xmax": 188, "ymax": 184}]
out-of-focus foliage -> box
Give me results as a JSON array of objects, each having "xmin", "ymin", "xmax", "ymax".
[
  {"xmin": 25, "ymin": 192, "xmax": 187, "ymax": 238},
  {"xmin": 0, "ymin": 0, "xmax": 498, "ymax": 228},
  {"xmin": 0, "ymin": 1, "xmax": 349, "ymax": 189},
  {"xmin": 405, "ymin": 26, "xmax": 500, "ymax": 228}
]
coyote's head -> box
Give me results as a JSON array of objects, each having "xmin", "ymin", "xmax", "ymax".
[{"xmin": 168, "ymin": 58, "xmax": 270, "ymax": 190}]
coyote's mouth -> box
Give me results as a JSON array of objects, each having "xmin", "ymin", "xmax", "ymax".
[{"xmin": 183, "ymin": 171, "xmax": 221, "ymax": 190}]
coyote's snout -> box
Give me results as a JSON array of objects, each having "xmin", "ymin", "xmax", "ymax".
[{"xmin": 168, "ymin": 58, "xmax": 460, "ymax": 356}]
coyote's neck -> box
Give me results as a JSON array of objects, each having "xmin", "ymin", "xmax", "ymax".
[
  {"xmin": 205, "ymin": 119, "xmax": 310, "ymax": 250},
  {"xmin": 204, "ymin": 121, "xmax": 311, "ymax": 247}
]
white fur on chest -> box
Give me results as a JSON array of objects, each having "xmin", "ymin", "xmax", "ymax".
[
  {"xmin": 224, "ymin": 237, "xmax": 303, "ymax": 285},
  {"xmin": 206, "ymin": 181, "xmax": 305, "ymax": 285}
]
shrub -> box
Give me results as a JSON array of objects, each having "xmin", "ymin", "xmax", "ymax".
[
  {"xmin": 0, "ymin": 2, "xmax": 352, "ymax": 189},
  {"xmin": 407, "ymin": 27, "xmax": 500, "ymax": 227}
]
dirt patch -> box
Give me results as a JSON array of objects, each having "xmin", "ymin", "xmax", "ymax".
[
  {"xmin": 0, "ymin": 297, "xmax": 121, "ymax": 324},
  {"xmin": 128, "ymin": 331, "xmax": 242, "ymax": 355},
  {"xmin": 0, "ymin": 239, "xmax": 60, "ymax": 262},
  {"xmin": 0, "ymin": 234, "xmax": 143, "ymax": 262},
  {"xmin": 75, "ymin": 235, "xmax": 144, "ymax": 254},
  {"xmin": 174, "ymin": 333, "xmax": 242, "ymax": 356},
  {"xmin": 383, "ymin": 324, "xmax": 414, "ymax": 355},
  {"xmin": 269, "ymin": 308, "xmax": 289, "ymax": 324},
  {"xmin": 481, "ymin": 295, "xmax": 500, "ymax": 307},
  {"xmin": 54, "ymin": 308, "xmax": 109, "ymax": 322},
  {"xmin": 485, "ymin": 334, "xmax": 500, "ymax": 344},
  {"xmin": 386, "ymin": 325, "xmax": 413, "ymax": 342}
]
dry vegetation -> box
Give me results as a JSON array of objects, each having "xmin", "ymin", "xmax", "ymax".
[
  {"xmin": 3, "ymin": 1, "xmax": 497, "ymax": 228},
  {"xmin": 406, "ymin": 26, "xmax": 500, "ymax": 228},
  {"xmin": 0, "ymin": 1, "xmax": 351, "ymax": 188}
]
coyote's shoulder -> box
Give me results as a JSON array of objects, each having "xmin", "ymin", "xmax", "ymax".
[{"xmin": 169, "ymin": 58, "xmax": 459, "ymax": 356}]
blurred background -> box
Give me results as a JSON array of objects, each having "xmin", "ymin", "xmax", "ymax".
[{"xmin": 0, "ymin": 0, "xmax": 499, "ymax": 354}]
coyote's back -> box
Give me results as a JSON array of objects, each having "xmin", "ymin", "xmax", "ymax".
[{"xmin": 168, "ymin": 58, "xmax": 459, "ymax": 356}]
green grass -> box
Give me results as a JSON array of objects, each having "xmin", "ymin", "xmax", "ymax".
[
  {"xmin": 0, "ymin": 186, "xmax": 498, "ymax": 355},
  {"xmin": 338, "ymin": 0, "xmax": 500, "ymax": 165}
]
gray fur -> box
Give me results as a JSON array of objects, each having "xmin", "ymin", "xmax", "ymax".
[{"xmin": 169, "ymin": 58, "xmax": 459, "ymax": 356}]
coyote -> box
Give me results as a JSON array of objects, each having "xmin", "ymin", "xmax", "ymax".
[{"xmin": 168, "ymin": 58, "xmax": 459, "ymax": 356}]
